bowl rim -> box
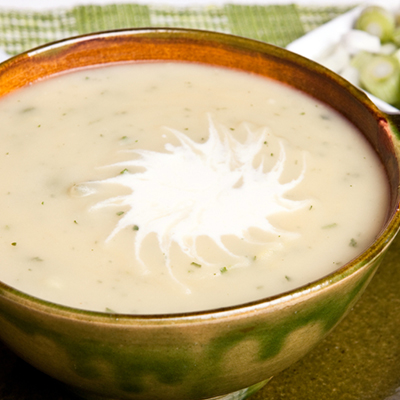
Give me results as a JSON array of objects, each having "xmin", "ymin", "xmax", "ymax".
[{"xmin": 1, "ymin": 26, "xmax": 399, "ymax": 322}]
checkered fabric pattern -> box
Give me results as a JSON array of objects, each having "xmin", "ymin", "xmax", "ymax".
[{"xmin": 0, "ymin": 4, "xmax": 355, "ymax": 56}]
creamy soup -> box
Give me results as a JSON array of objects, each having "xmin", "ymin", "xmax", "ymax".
[{"xmin": 0, "ymin": 62, "xmax": 388, "ymax": 314}]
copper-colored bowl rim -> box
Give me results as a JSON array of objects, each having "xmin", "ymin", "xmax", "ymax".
[{"xmin": 0, "ymin": 27, "xmax": 399, "ymax": 323}]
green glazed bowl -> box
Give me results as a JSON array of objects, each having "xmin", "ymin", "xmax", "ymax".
[{"xmin": 0, "ymin": 28, "xmax": 400, "ymax": 400}]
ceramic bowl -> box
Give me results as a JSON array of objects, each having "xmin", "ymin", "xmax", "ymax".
[{"xmin": 0, "ymin": 28, "xmax": 400, "ymax": 400}]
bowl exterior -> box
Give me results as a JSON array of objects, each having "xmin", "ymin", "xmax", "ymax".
[
  {"xmin": 0, "ymin": 254, "xmax": 384, "ymax": 400},
  {"xmin": 0, "ymin": 29, "xmax": 399, "ymax": 400}
]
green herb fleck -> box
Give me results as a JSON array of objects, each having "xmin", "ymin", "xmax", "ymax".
[
  {"xmin": 120, "ymin": 168, "xmax": 129, "ymax": 174},
  {"xmin": 31, "ymin": 256, "xmax": 43, "ymax": 262},
  {"xmin": 21, "ymin": 107, "xmax": 35, "ymax": 113},
  {"xmin": 285, "ymin": 275, "xmax": 291, "ymax": 281},
  {"xmin": 349, "ymin": 238, "xmax": 357, "ymax": 247},
  {"xmin": 105, "ymin": 307, "xmax": 116, "ymax": 313},
  {"xmin": 74, "ymin": 220, "xmax": 78, "ymax": 224},
  {"xmin": 309, "ymin": 205, "xmax": 313, "ymax": 210},
  {"xmin": 88, "ymin": 119, "xmax": 102, "ymax": 125},
  {"xmin": 116, "ymin": 211, "xmax": 125, "ymax": 216},
  {"xmin": 191, "ymin": 262, "xmax": 202, "ymax": 268},
  {"xmin": 11, "ymin": 242, "xmax": 17, "ymax": 246},
  {"xmin": 270, "ymin": 153, "xmax": 274, "ymax": 156},
  {"xmin": 220, "ymin": 266, "xmax": 228, "ymax": 274},
  {"xmin": 132, "ymin": 225, "xmax": 139, "ymax": 231},
  {"xmin": 322, "ymin": 223, "xmax": 337, "ymax": 229}
]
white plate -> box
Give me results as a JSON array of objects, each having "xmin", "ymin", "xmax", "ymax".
[
  {"xmin": 0, "ymin": 48, "xmax": 9, "ymax": 62},
  {"xmin": 286, "ymin": 3, "xmax": 400, "ymax": 112}
]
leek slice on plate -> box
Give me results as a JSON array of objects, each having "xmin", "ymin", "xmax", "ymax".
[
  {"xmin": 350, "ymin": 51, "xmax": 375, "ymax": 70},
  {"xmin": 359, "ymin": 54, "xmax": 400, "ymax": 106},
  {"xmin": 355, "ymin": 6, "xmax": 395, "ymax": 43}
]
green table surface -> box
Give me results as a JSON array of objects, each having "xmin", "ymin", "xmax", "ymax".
[{"xmin": 1, "ymin": 3, "xmax": 399, "ymax": 400}]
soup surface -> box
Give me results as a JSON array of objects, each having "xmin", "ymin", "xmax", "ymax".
[{"xmin": 0, "ymin": 62, "xmax": 388, "ymax": 314}]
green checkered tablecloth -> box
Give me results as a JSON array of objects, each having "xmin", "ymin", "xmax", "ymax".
[{"xmin": 0, "ymin": 3, "xmax": 356, "ymax": 56}]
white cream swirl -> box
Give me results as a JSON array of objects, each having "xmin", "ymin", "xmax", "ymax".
[{"xmin": 88, "ymin": 116, "xmax": 309, "ymax": 291}]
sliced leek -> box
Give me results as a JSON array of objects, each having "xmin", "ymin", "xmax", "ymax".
[
  {"xmin": 392, "ymin": 26, "xmax": 400, "ymax": 46},
  {"xmin": 355, "ymin": 6, "xmax": 395, "ymax": 43},
  {"xmin": 380, "ymin": 42, "xmax": 397, "ymax": 55},
  {"xmin": 359, "ymin": 54, "xmax": 400, "ymax": 105},
  {"xmin": 350, "ymin": 50, "xmax": 375, "ymax": 70},
  {"xmin": 342, "ymin": 29, "xmax": 381, "ymax": 55}
]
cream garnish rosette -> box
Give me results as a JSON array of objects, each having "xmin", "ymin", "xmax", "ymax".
[{"xmin": 76, "ymin": 116, "xmax": 310, "ymax": 293}]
